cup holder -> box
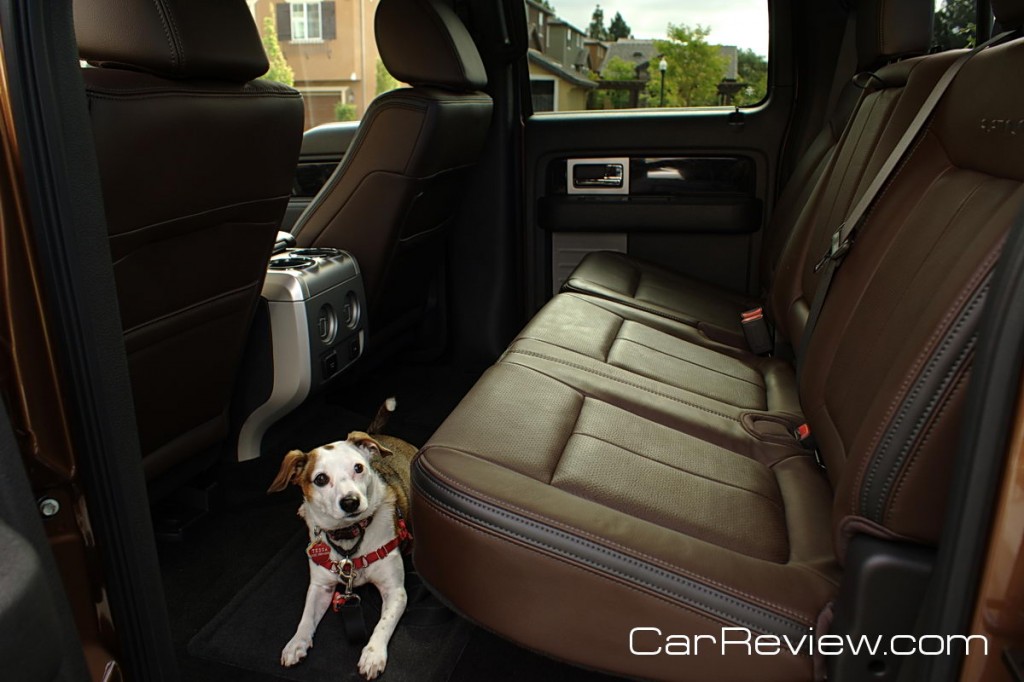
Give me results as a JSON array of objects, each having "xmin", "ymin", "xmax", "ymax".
[
  {"xmin": 268, "ymin": 256, "xmax": 316, "ymax": 270},
  {"xmin": 293, "ymin": 247, "xmax": 343, "ymax": 258}
]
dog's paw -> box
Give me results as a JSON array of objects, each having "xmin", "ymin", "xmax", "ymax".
[
  {"xmin": 358, "ymin": 643, "xmax": 388, "ymax": 679},
  {"xmin": 281, "ymin": 636, "xmax": 312, "ymax": 667}
]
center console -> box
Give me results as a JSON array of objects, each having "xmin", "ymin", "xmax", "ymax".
[{"xmin": 236, "ymin": 247, "xmax": 367, "ymax": 462}]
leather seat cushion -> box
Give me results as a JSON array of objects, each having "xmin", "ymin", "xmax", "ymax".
[
  {"xmin": 412, "ymin": 359, "xmax": 838, "ymax": 681},
  {"xmin": 563, "ymin": 251, "xmax": 760, "ymax": 349}
]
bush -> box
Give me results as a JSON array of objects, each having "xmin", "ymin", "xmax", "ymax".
[{"xmin": 334, "ymin": 102, "xmax": 357, "ymax": 122}]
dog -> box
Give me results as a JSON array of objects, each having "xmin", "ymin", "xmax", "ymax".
[{"xmin": 268, "ymin": 398, "xmax": 416, "ymax": 679}]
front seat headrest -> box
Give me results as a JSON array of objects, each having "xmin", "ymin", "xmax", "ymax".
[
  {"xmin": 856, "ymin": 0, "xmax": 934, "ymax": 71},
  {"xmin": 993, "ymin": 0, "xmax": 1024, "ymax": 29},
  {"xmin": 375, "ymin": 0, "xmax": 487, "ymax": 92},
  {"xmin": 74, "ymin": 0, "xmax": 269, "ymax": 82}
]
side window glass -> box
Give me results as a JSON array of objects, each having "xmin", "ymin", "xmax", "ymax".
[
  {"xmin": 250, "ymin": 0, "xmax": 402, "ymax": 131},
  {"xmin": 933, "ymin": 0, "xmax": 977, "ymax": 50},
  {"xmin": 525, "ymin": 0, "xmax": 769, "ymax": 113}
]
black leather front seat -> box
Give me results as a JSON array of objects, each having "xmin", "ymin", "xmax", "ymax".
[
  {"xmin": 290, "ymin": 0, "xmax": 493, "ymax": 357},
  {"xmin": 73, "ymin": 0, "xmax": 305, "ymax": 483}
]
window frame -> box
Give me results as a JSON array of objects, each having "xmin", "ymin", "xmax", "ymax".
[{"xmin": 290, "ymin": 1, "xmax": 323, "ymax": 43}]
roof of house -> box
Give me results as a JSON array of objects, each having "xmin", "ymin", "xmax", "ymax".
[
  {"xmin": 599, "ymin": 39, "xmax": 659, "ymax": 73},
  {"xmin": 548, "ymin": 18, "xmax": 587, "ymax": 36},
  {"xmin": 528, "ymin": 49, "xmax": 598, "ymax": 89}
]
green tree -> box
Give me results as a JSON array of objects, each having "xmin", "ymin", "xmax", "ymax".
[
  {"xmin": 933, "ymin": 0, "xmax": 976, "ymax": 49},
  {"xmin": 608, "ymin": 12, "xmax": 631, "ymax": 40},
  {"xmin": 538, "ymin": 0, "xmax": 556, "ymax": 10},
  {"xmin": 261, "ymin": 16, "xmax": 294, "ymax": 86},
  {"xmin": 652, "ymin": 24, "xmax": 726, "ymax": 107},
  {"xmin": 375, "ymin": 58, "xmax": 399, "ymax": 96},
  {"xmin": 732, "ymin": 48, "xmax": 768, "ymax": 106},
  {"xmin": 594, "ymin": 55, "xmax": 638, "ymax": 109},
  {"xmin": 588, "ymin": 5, "xmax": 607, "ymax": 40}
]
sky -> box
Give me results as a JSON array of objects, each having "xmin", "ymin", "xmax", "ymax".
[{"xmin": 547, "ymin": 0, "xmax": 770, "ymax": 57}]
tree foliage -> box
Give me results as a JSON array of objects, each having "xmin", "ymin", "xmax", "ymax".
[
  {"xmin": 608, "ymin": 12, "xmax": 631, "ymax": 40},
  {"xmin": 588, "ymin": 5, "xmax": 607, "ymax": 40},
  {"xmin": 593, "ymin": 56, "xmax": 639, "ymax": 108},
  {"xmin": 652, "ymin": 24, "xmax": 726, "ymax": 107},
  {"xmin": 933, "ymin": 0, "xmax": 976, "ymax": 49},
  {"xmin": 261, "ymin": 16, "xmax": 295, "ymax": 86},
  {"xmin": 375, "ymin": 58, "xmax": 399, "ymax": 96},
  {"xmin": 732, "ymin": 48, "xmax": 768, "ymax": 106}
]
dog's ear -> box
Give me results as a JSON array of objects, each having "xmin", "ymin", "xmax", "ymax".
[
  {"xmin": 268, "ymin": 449, "xmax": 309, "ymax": 493},
  {"xmin": 348, "ymin": 431, "xmax": 394, "ymax": 458}
]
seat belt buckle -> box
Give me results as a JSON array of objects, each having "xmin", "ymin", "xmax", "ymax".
[
  {"xmin": 740, "ymin": 307, "xmax": 773, "ymax": 355},
  {"xmin": 794, "ymin": 422, "xmax": 825, "ymax": 469}
]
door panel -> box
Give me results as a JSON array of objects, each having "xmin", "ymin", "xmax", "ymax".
[{"xmin": 526, "ymin": 108, "xmax": 791, "ymax": 303}]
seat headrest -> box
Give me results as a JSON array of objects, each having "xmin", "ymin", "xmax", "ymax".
[
  {"xmin": 993, "ymin": 0, "xmax": 1024, "ymax": 28},
  {"xmin": 856, "ymin": 0, "xmax": 934, "ymax": 70},
  {"xmin": 74, "ymin": 0, "xmax": 269, "ymax": 82},
  {"xmin": 376, "ymin": 0, "xmax": 487, "ymax": 91}
]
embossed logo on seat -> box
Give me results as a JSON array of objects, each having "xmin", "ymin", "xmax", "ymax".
[{"xmin": 980, "ymin": 118, "xmax": 1024, "ymax": 136}]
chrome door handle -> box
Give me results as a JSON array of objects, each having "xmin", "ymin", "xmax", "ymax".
[{"xmin": 567, "ymin": 158, "xmax": 630, "ymax": 194}]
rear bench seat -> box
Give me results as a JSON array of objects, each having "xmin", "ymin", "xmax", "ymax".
[{"xmin": 411, "ymin": 4, "xmax": 1024, "ymax": 681}]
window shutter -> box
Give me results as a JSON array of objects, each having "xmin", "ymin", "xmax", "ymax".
[
  {"xmin": 276, "ymin": 3, "xmax": 291, "ymax": 41},
  {"xmin": 321, "ymin": 2, "xmax": 336, "ymax": 41}
]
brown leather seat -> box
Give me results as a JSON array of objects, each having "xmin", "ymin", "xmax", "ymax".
[
  {"xmin": 290, "ymin": 0, "xmax": 493, "ymax": 357},
  {"xmin": 411, "ymin": 4, "xmax": 1024, "ymax": 680},
  {"xmin": 564, "ymin": 0, "xmax": 937, "ymax": 350},
  {"xmin": 74, "ymin": 0, "xmax": 304, "ymax": 482}
]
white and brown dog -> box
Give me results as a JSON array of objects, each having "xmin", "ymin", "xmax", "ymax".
[{"xmin": 268, "ymin": 399, "xmax": 416, "ymax": 679}]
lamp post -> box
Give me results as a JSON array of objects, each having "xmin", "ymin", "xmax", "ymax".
[{"xmin": 658, "ymin": 57, "xmax": 667, "ymax": 107}]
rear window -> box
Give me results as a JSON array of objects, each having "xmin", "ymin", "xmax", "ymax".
[{"xmin": 525, "ymin": 0, "xmax": 769, "ymax": 113}]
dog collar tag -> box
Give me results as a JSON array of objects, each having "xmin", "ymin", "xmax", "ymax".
[{"xmin": 307, "ymin": 540, "xmax": 334, "ymax": 570}]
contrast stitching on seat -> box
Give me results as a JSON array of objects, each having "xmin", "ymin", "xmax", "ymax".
[
  {"xmin": 417, "ymin": 453, "xmax": 817, "ymax": 622},
  {"xmin": 848, "ymin": 169, "xmax": 994, "ymax": 516},
  {"xmin": 567, "ymin": 432, "xmax": 786, "ymax": 511},
  {"xmin": 503, "ymin": 349, "xmax": 740, "ymax": 422},
  {"xmin": 613, "ymin": 336, "xmax": 765, "ymax": 390},
  {"xmin": 415, "ymin": 467, "xmax": 815, "ymax": 636},
  {"xmin": 150, "ymin": 0, "xmax": 179, "ymax": 70},
  {"xmin": 420, "ymin": 498, "xmax": 734, "ymax": 632},
  {"xmin": 122, "ymin": 280, "xmax": 260, "ymax": 337},
  {"xmin": 107, "ymin": 197, "xmax": 288, "ymax": 242},
  {"xmin": 548, "ymin": 398, "xmax": 586, "ymax": 485},
  {"xmin": 856, "ymin": 237, "xmax": 1002, "ymax": 518},
  {"xmin": 884, "ymin": 364, "xmax": 971, "ymax": 527}
]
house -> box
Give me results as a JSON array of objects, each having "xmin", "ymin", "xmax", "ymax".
[
  {"xmin": 248, "ymin": 0, "xmax": 381, "ymax": 129},
  {"xmin": 524, "ymin": 0, "xmax": 596, "ymax": 112}
]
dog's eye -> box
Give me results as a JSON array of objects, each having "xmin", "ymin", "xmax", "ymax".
[
  {"xmin": 313, "ymin": 473, "xmax": 329, "ymax": 487},
  {"xmin": 354, "ymin": 463, "xmax": 364, "ymax": 474}
]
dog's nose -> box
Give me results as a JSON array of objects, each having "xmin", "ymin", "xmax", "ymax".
[{"xmin": 339, "ymin": 495, "xmax": 360, "ymax": 513}]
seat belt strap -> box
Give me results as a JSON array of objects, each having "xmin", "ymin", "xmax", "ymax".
[{"xmin": 796, "ymin": 30, "xmax": 1019, "ymax": 378}]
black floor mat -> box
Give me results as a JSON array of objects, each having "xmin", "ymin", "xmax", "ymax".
[{"xmin": 188, "ymin": 533, "xmax": 473, "ymax": 682}]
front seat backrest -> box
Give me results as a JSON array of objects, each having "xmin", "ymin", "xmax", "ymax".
[
  {"xmin": 290, "ymin": 0, "xmax": 493, "ymax": 355},
  {"xmin": 74, "ymin": 0, "xmax": 305, "ymax": 482}
]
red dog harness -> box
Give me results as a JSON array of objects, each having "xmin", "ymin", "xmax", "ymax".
[{"xmin": 306, "ymin": 517, "xmax": 413, "ymax": 573}]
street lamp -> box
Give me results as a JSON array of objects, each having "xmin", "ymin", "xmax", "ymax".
[{"xmin": 658, "ymin": 57, "xmax": 667, "ymax": 107}]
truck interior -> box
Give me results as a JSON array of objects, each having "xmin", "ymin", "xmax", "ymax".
[{"xmin": 2, "ymin": 0, "xmax": 1024, "ymax": 681}]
